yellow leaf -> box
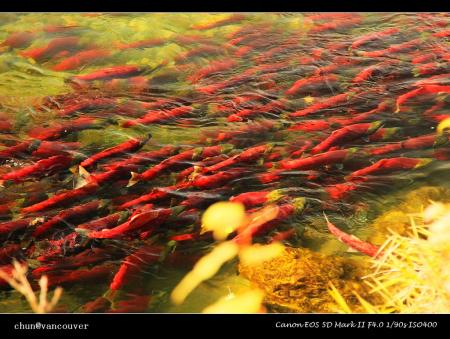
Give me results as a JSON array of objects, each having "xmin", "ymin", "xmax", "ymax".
[
  {"xmin": 239, "ymin": 243, "xmax": 285, "ymax": 266},
  {"xmin": 202, "ymin": 289, "xmax": 265, "ymax": 314},
  {"xmin": 171, "ymin": 241, "xmax": 239, "ymax": 305},
  {"xmin": 201, "ymin": 202, "xmax": 246, "ymax": 240},
  {"xmin": 437, "ymin": 117, "xmax": 450, "ymax": 135}
]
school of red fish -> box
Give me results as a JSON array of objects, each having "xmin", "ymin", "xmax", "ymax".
[{"xmin": 0, "ymin": 13, "xmax": 449, "ymax": 312}]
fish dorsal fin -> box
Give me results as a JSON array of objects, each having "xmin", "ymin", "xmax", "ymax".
[
  {"xmin": 78, "ymin": 165, "xmax": 91, "ymax": 179},
  {"xmin": 74, "ymin": 165, "xmax": 91, "ymax": 189}
]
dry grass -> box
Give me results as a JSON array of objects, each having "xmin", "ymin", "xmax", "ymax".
[
  {"xmin": 329, "ymin": 202, "xmax": 450, "ymax": 313},
  {"xmin": 0, "ymin": 260, "xmax": 62, "ymax": 313},
  {"xmin": 171, "ymin": 202, "xmax": 288, "ymax": 312}
]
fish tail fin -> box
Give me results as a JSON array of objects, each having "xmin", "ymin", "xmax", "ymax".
[{"xmin": 127, "ymin": 172, "xmax": 140, "ymax": 187}]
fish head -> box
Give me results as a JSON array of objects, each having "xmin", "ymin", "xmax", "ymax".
[
  {"xmin": 219, "ymin": 143, "xmax": 234, "ymax": 154},
  {"xmin": 129, "ymin": 210, "xmax": 160, "ymax": 228},
  {"xmin": 267, "ymin": 189, "xmax": 285, "ymax": 203},
  {"xmin": 368, "ymin": 120, "xmax": 384, "ymax": 134},
  {"xmin": 292, "ymin": 197, "xmax": 306, "ymax": 212}
]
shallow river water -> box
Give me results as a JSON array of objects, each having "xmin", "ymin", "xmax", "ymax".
[{"xmin": 0, "ymin": 13, "xmax": 449, "ymax": 313}]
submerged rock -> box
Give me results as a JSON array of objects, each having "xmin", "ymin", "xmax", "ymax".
[
  {"xmin": 369, "ymin": 186, "xmax": 450, "ymax": 244},
  {"xmin": 239, "ymin": 247, "xmax": 377, "ymax": 313}
]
